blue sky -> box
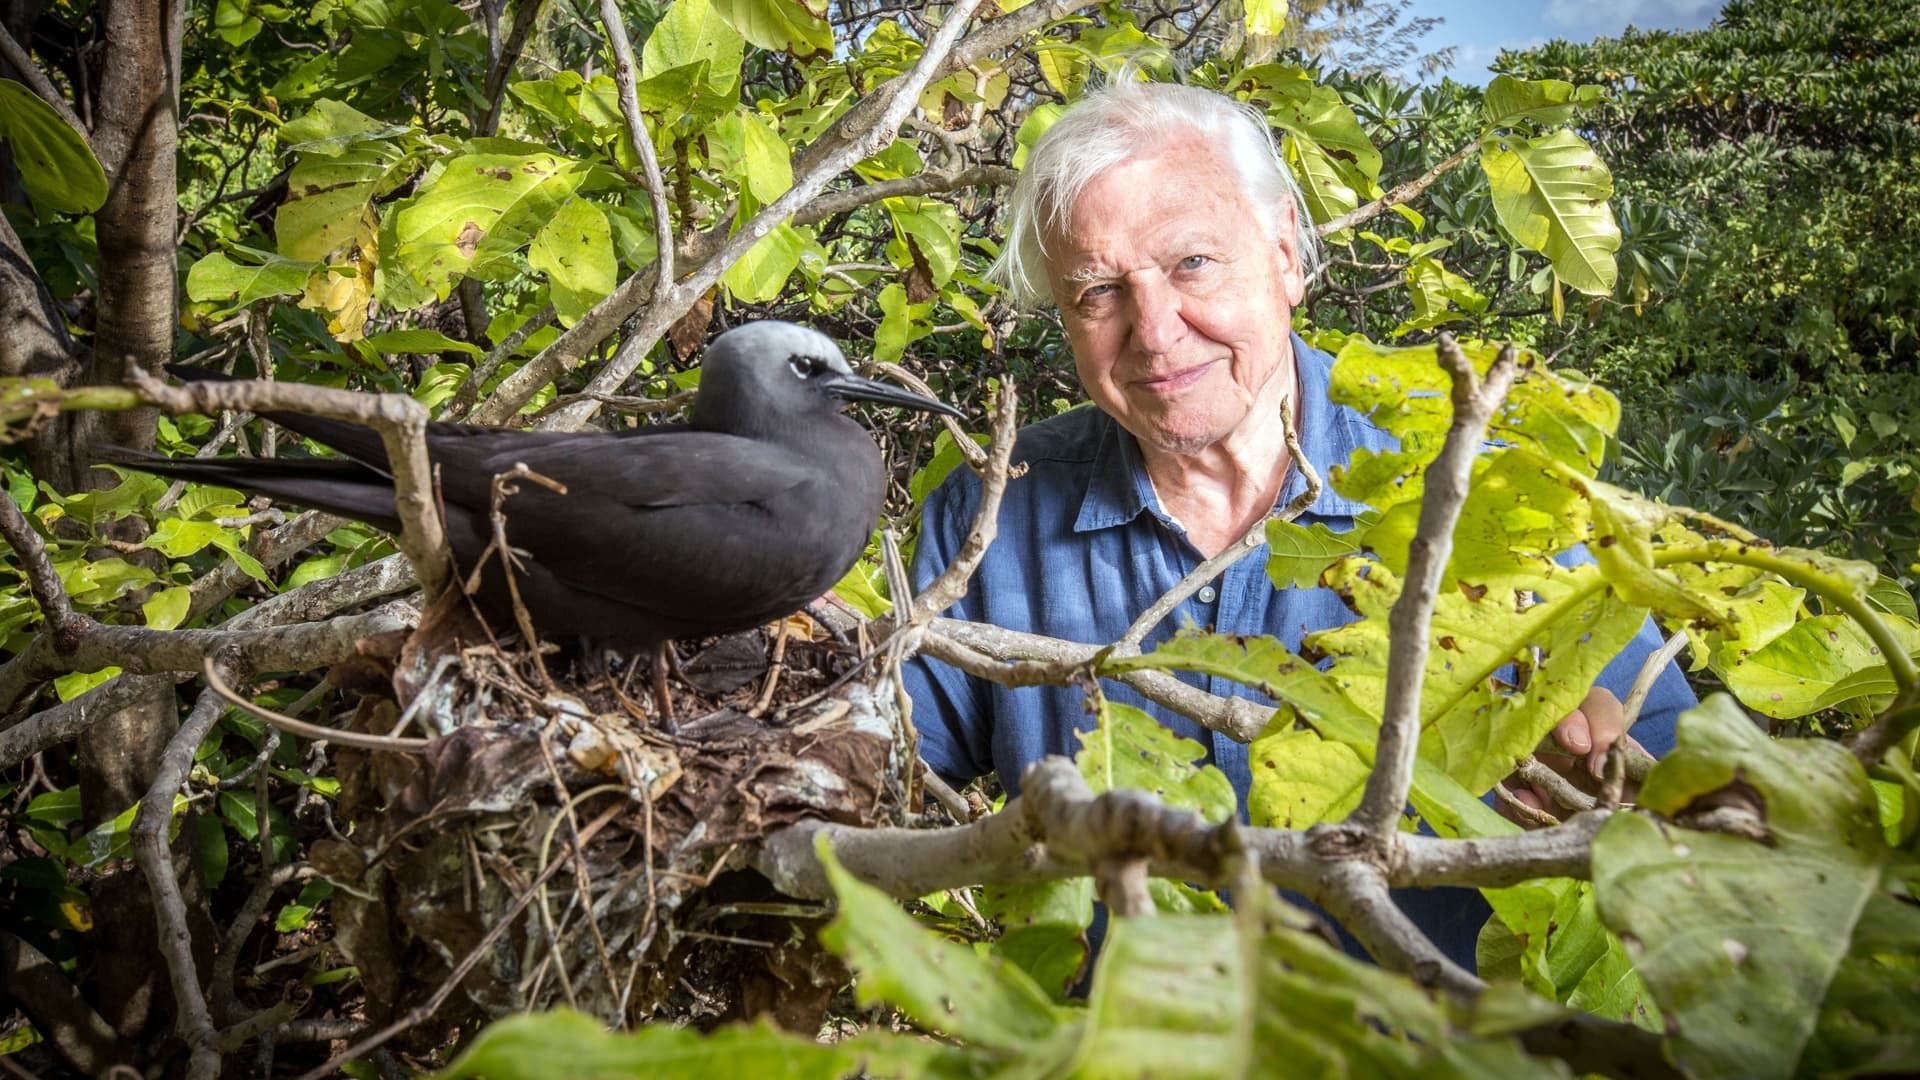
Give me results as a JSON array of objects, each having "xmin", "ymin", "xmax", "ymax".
[{"xmin": 1400, "ymin": 0, "xmax": 1724, "ymax": 83}]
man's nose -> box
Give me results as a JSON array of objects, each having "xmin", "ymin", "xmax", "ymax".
[{"xmin": 1126, "ymin": 274, "xmax": 1187, "ymax": 356}]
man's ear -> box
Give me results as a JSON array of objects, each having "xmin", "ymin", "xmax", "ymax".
[{"xmin": 1275, "ymin": 199, "xmax": 1308, "ymax": 306}]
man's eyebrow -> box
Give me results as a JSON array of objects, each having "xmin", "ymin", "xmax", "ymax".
[{"xmin": 1062, "ymin": 265, "xmax": 1114, "ymax": 285}]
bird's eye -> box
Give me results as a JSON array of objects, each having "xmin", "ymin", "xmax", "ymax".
[{"xmin": 789, "ymin": 356, "xmax": 818, "ymax": 379}]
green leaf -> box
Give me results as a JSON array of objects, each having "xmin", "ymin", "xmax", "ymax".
[
  {"xmin": 1264, "ymin": 517, "xmax": 1362, "ymax": 590},
  {"xmin": 142, "ymin": 586, "xmax": 192, "ymax": 631},
  {"xmin": 980, "ymin": 878, "xmax": 1093, "ymax": 1001},
  {"xmin": 184, "ymin": 251, "xmax": 318, "ymax": 306},
  {"xmin": 0, "ymin": 79, "xmax": 107, "ymax": 217},
  {"xmin": 1593, "ymin": 695, "xmax": 1920, "ymax": 1080},
  {"xmin": 816, "ymin": 837, "xmax": 1065, "ymax": 1053},
  {"xmin": 1243, "ymin": 0, "xmax": 1285, "ymax": 35},
  {"xmin": 829, "ymin": 558, "xmax": 891, "ymax": 619},
  {"xmin": 145, "ymin": 517, "xmax": 228, "ymax": 558},
  {"xmin": 640, "ymin": 0, "xmax": 746, "ymax": 99},
  {"xmin": 1230, "ymin": 66, "xmax": 1380, "ymax": 229},
  {"xmin": 721, "ymin": 222, "xmax": 808, "ymax": 303},
  {"xmin": 1102, "ymin": 631, "xmax": 1517, "ymax": 839},
  {"xmin": 188, "ymin": 812, "xmax": 230, "ymax": 890},
  {"xmin": 1074, "ymin": 699, "xmax": 1236, "ymax": 824},
  {"xmin": 1716, "ymin": 612, "xmax": 1920, "ymax": 718},
  {"xmin": 25, "ymin": 787, "xmax": 82, "ymax": 827},
  {"xmin": 1393, "ymin": 255, "xmax": 1489, "ymax": 336},
  {"xmin": 1482, "ymin": 75, "xmax": 1601, "ymax": 129},
  {"xmin": 275, "ymin": 880, "xmax": 332, "ymax": 932},
  {"xmin": 1245, "ymin": 722, "xmax": 1370, "ymax": 828},
  {"xmin": 361, "ymin": 328, "xmax": 484, "ymax": 357},
  {"xmin": 711, "ymin": 0, "xmax": 834, "ymax": 59},
  {"xmin": 1076, "ymin": 885, "xmax": 1564, "ymax": 1078},
  {"xmin": 437, "ymin": 1008, "xmax": 939, "ymax": 1079},
  {"xmin": 526, "ymin": 198, "xmax": 617, "ymax": 328},
  {"xmin": 1311, "ymin": 559, "xmax": 1647, "ymax": 795},
  {"xmin": 390, "ymin": 152, "xmax": 598, "ymax": 299},
  {"xmin": 1480, "ymin": 130, "xmax": 1620, "ymax": 296},
  {"xmin": 213, "ymin": 0, "xmax": 264, "ymax": 44}
]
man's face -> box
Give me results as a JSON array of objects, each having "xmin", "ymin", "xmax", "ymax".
[{"xmin": 1043, "ymin": 135, "xmax": 1307, "ymax": 457}]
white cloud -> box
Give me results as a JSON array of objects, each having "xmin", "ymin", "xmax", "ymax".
[{"xmin": 1543, "ymin": 0, "xmax": 1721, "ymax": 36}]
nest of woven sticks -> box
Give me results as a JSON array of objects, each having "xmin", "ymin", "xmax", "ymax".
[{"xmin": 277, "ymin": 587, "xmax": 914, "ymax": 1047}]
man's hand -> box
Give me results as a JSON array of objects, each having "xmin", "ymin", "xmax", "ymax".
[{"xmin": 1501, "ymin": 687, "xmax": 1644, "ymax": 825}]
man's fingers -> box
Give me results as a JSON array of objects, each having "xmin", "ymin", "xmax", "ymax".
[
  {"xmin": 1553, "ymin": 708, "xmax": 1593, "ymax": 755},
  {"xmin": 1580, "ymin": 688, "xmax": 1628, "ymax": 778}
]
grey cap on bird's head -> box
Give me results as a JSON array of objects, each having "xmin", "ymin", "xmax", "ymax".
[{"xmin": 689, "ymin": 320, "xmax": 963, "ymax": 435}]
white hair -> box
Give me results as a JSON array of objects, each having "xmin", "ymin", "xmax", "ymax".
[{"xmin": 992, "ymin": 80, "xmax": 1324, "ymax": 308}]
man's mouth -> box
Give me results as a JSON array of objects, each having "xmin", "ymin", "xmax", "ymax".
[{"xmin": 1135, "ymin": 360, "xmax": 1218, "ymax": 395}]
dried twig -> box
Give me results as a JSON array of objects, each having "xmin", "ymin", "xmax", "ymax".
[
  {"xmin": 202, "ymin": 660, "xmax": 430, "ymax": 754},
  {"xmin": 907, "ymin": 378, "xmax": 1019, "ymax": 625},
  {"xmin": 1316, "ymin": 141, "xmax": 1478, "ymax": 237},
  {"xmin": 598, "ymin": 0, "xmax": 676, "ymax": 301},
  {"xmin": 1350, "ymin": 336, "xmax": 1517, "ymax": 841},
  {"xmin": 1621, "ymin": 629, "xmax": 1688, "ymax": 730},
  {"xmin": 295, "ymin": 798, "xmax": 626, "ymax": 1080}
]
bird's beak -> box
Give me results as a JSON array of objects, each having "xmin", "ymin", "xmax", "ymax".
[{"xmin": 823, "ymin": 372, "xmax": 965, "ymax": 418}]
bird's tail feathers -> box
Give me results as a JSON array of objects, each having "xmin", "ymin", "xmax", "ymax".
[
  {"xmin": 108, "ymin": 449, "xmax": 403, "ymax": 533},
  {"xmin": 165, "ymin": 364, "xmax": 394, "ymax": 473}
]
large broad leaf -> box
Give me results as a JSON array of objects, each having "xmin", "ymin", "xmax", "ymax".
[
  {"xmin": 1327, "ymin": 337, "xmax": 1619, "ymax": 510},
  {"xmin": 1593, "ymin": 695, "xmax": 1920, "ymax": 1080},
  {"xmin": 640, "ymin": 0, "xmax": 745, "ymax": 99},
  {"xmin": 1481, "ymin": 75, "xmax": 1603, "ymax": 130},
  {"xmin": 1102, "ymin": 632, "xmax": 1516, "ymax": 839},
  {"xmin": 184, "ymin": 250, "xmax": 320, "ymax": 306},
  {"xmin": 1715, "ymin": 612, "xmax": 1920, "ymax": 719},
  {"xmin": 722, "ymin": 222, "xmax": 809, "ymax": 303},
  {"xmin": 1074, "ymin": 699, "xmax": 1235, "ymax": 824},
  {"xmin": 0, "ymin": 79, "xmax": 107, "ymax": 217},
  {"xmin": 1357, "ymin": 448, "xmax": 1593, "ymax": 587},
  {"xmin": 276, "ymin": 139, "xmax": 417, "ymax": 262},
  {"xmin": 1227, "ymin": 65, "xmax": 1381, "ymax": 229},
  {"xmin": 389, "ymin": 152, "xmax": 598, "ymax": 298},
  {"xmin": 817, "ymin": 840, "xmax": 1068, "ymax": 1056},
  {"xmin": 1480, "ymin": 129, "xmax": 1619, "ymax": 296},
  {"xmin": 1074, "ymin": 886, "xmax": 1566, "ymax": 1078},
  {"xmin": 710, "ymin": 0, "xmax": 833, "ymax": 59},
  {"xmin": 980, "ymin": 877, "xmax": 1095, "ymax": 1002},
  {"xmin": 1243, "ymin": 721, "xmax": 1370, "ymax": 829},
  {"xmin": 1310, "ymin": 558, "xmax": 1647, "ymax": 795},
  {"xmin": 526, "ymin": 197, "xmax": 616, "ymax": 328},
  {"xmin": 434, "ymin": 1008, "xmax": 947, "ymax": 1079}
]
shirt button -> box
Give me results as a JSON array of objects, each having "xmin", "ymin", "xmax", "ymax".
[{"xmin": 1197, "ymin": 585, "xmax": 1218, "ymax": 604}]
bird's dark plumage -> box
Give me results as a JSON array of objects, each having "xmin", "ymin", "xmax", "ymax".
[{"xmin": 121, "ymin": 322, "xmax": 961, "ymax": 651}]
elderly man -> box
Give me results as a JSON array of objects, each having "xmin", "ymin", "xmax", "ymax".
[{"xmin": 903, "ymin": 80, "xmax": 1695, "ymax": 966}]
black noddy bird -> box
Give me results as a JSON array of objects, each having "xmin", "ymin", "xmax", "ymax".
[{"xmin": 119, "ymin": 321, "xmax": 960, "ymax": 685}]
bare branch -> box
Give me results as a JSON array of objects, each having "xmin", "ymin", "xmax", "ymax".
[
  {"xmin": 129, "ymin": 369, "xmax": 451, "ymax": 597},
  {"xmin": 131, "ymin": 673, "xmax": 232, "ymax": 1080},
  {"xmin": 1514, "ymin": 756, "xmax": 1599, "ymax": 816},
  {"xmin": 1317, "ymin": 141, "xmax": 1479, "ymax": 237},
  {"xmin": 598, "ymin": 0, "xmax": 675, "ymax": 300},
  {"xmin": 791, "ymin": 166, "xmax": 1018, "ymax": 228},
  {"xmin": 908, "ymin": 379, "xmax": 1018, "ymax": 625},
  {"xmin": 1350, "ymin": 336, "xmax": 1517, "ymax": 841},
  {"xmin": 1621, "ymin": 629, "xmax": 1688, "ymax": 730},
  {"xmin": 867, "ymin": 361, "xmax": 987, "ymax": 470},
  {"xmin": 1308, "ymin": 856, "xmax": 1481, "ymax": 997},
  {"xmin": 443, "ymin": 305, "xmax": 555, "ymax": 421},
  {"xmin": 0, "ymin": 23, "xmax": 87, "ymax": 135},
  {"xmin": 477, "ymin": 0, "xmax": 546, "ymax": 138},
  {"xmin": 923, "ymin": 617, "xmax": 1273, "ymax": 742}
]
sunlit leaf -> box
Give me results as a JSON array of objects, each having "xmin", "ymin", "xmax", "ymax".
[
  {"xmin": 0, "ymin": 79, "xmax": 107, "ymax": 217},
  {"xmin": 1480, "ymin": 130, "xmax": 1619, "ymax": 296}
]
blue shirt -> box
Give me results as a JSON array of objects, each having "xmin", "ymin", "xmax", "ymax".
[{"xmin": 903, "ymin": 333, "xmax": 1697, "ymax": 966}]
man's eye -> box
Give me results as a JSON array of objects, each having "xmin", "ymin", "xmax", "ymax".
[
  {"xmin": 789, "ymin": 356, "xmax": 817, "ymax": 378},
  {"xmin": 1177, "ymin": 254, "xmax": 1211, "ymax": 272},
  {"xmin": 1079, "ymin": 283, "xmax": 1115, "ymax": 303}
]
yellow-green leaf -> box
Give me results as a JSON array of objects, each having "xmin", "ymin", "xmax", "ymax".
[
  {"xmin": 142, "ymin": 586, "xmax": 192, "ymax": 631},
  {"xmin": 0, "ymin": 79, "xmax": 107, "ymax": 217},
  {"xmin": 1480, "ymin": 130, "xmax": 1619, "ymax": 296},
  {"xmin": 527, "ymin": 198, "xmax": 616, "ymax": 328}
]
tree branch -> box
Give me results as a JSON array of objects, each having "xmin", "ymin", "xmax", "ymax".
[
  {"xmin": 599, "ymin": 0, "xmax": 675, "ymax": 306},
  {"xmin": 127, "ymin": 369, "xmax": 451, "ymax": 598},
  {"xmin": 1350, "ymin": 336, "xmax": 1517, "ymax": 841},
  {"xmin": 791, "ymin": 166, "xmax": 1018, "ymax": 228},
  {"xmin": 907, "ymin": 379, "xmax": 1018, "ymax": 625},
  {"xmin": 1316, "ymin": 140, "xmax": 1479, "ymax": 237}
]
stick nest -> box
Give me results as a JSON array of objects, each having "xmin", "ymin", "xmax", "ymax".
[{"xmin": 310, "ymin": 591, "xmax": 915, "ymax": 1049}]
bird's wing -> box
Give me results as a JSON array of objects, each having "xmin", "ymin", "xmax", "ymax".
[{"xmin": 446, "ymin": 430, "xmax": 816, "ymax": 510}]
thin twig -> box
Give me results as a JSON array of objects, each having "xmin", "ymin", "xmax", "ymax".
[
  {"xmin": 598, "ymin": 0, "xmax": 675, "ymax": 301},
  {"xmin": 202, "ymin": 661, "xmax": 431, "ymax": 753},
  {"xmin": 1349, "ymin": 336, "xmax": 1517, "ymax": 842},
  {"xmin": 131, "ymin": 671, "xmax": 234, "ymax": 1080},
  {"xmin": 1316, "ymin": 141, "xmax": 1479, "ymax": 236},
  {"xmin": 1621, "ymin": 629, "xmax": 1688, "ymax": 730},
  {"xmin": 907, "ymin": 378, "xmax": 1018, "ymax": 625},
  {"xmin": 1514, "ymin": 756, "xmax": 1599, "ymax": 815},
  {"xmin": 294, "ymin": 799, "xmax": 627, "ymax": 1080},
  {"xmin": 867, "ymin": 361, "xmax": 985, "ymax": 469}
]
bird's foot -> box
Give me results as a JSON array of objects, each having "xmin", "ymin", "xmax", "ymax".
[
  {"xmin": 803, "ymin": 599, "xmax": 856, "ymax": 651},
  {"xmin": 650, "ymin": 642, "xmax": 679, "ymax": 733}
]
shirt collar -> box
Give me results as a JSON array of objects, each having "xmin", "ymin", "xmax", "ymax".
[{"xmin": 1073, "ymin": 331, "xmax": 1378, "ymax": 534}]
